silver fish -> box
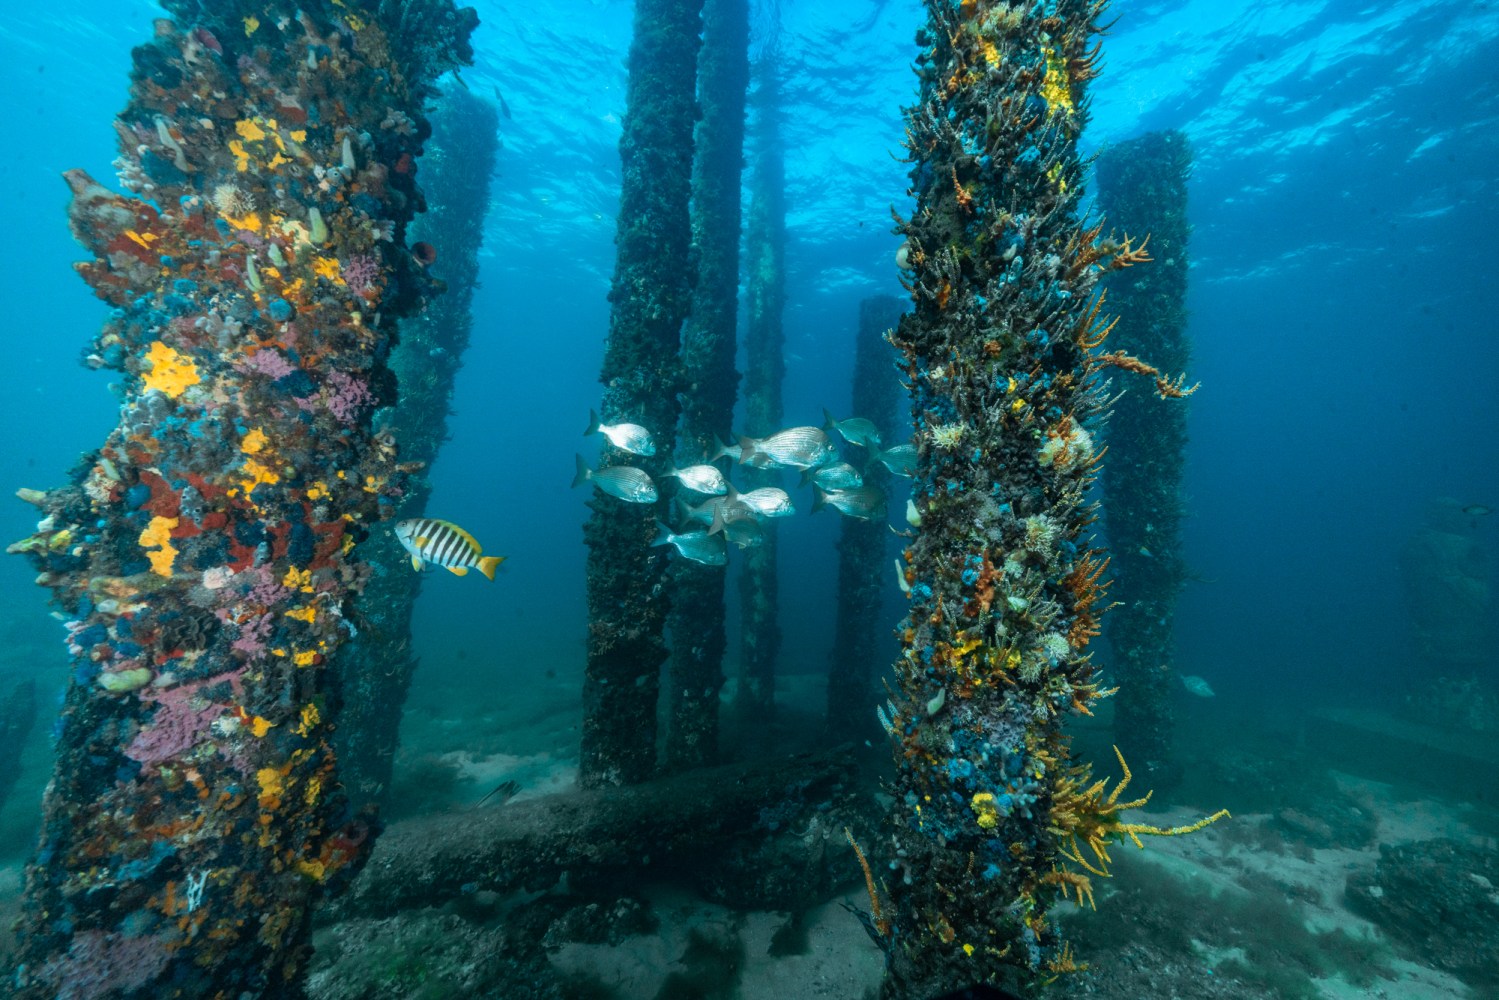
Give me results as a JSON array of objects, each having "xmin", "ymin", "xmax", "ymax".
[
  {"xmin": 585, "ymin": 408, "xmax": 655, "ymax": 457},
  {"xmin": 662, "ymin": 463, "xmax": 729, "ymax": 496},
  {"xmin": 823, "ymin": 408, "xmax": 882, "ymax": 449},
  {"xmin": 803, "ymin": 461, "xmax": 864, "ymax": 491},
  {"xmin": 708, "ymin": 500, "xmax": 763, "ymax": 537},
  {"xmin": 1180, "ymin": 675, "xmax": 1216, "ymax": 698},
  {"xmin": 572, "ymin": 454, "xmax": 658, "ymax": 503},
  {"xmin": 736, "ymin": 487, "xmax": 795, "ymax": 518},
  {"xmin": 718, "ymin": 516, "xmax": 765, "ymax": 549},
  {"xmin": 874, "ymin": 443, "xmax": 916, "ymax": 477},
  {"xmin": 710, "ymin": 436, "xmax": 742, "ymax": 463},
  {"xmin": 652, "ymin": 522, "xmax": 726, "ymax": 566},
  {"xmin": 678, "ymin": 490, "xmax": 751, "ymax": 527},
  {"xmin": 813, "ymin": 484, "xmax": 886, "ymax": 521},
  {"xmin": 738, "ymin": 426, "xmax": 837, "ymax": 471}
]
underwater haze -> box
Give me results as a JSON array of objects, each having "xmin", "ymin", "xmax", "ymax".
[
  {"xmin": 2, "ymin": 0, "xmax": 1495, "ymax": 705},
  {"xmin": 1, "ymin": 0, "xmax": 1497, "ymax": 997}
]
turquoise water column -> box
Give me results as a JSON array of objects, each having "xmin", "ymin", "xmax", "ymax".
[
  {"xmin": 665, "ymin": 0, "xmax": 750, "ymax": 770},
  {"xmin": 581, "ymin": 0, "xmax": 704, "ymax": 787},
  {"xmin": 8, "ymin": 1, "xmax": 474, "ymax": 994}
]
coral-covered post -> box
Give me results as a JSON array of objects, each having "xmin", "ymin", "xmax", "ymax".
[
  {"xmin": 664, "ymin": 0, "xmax": 749, "ymax": 771},
  {"xmin": 0, "ymin": 679, "xmax": 37, "ymax": 818},
  {"xmin": 736, "ymin": 49, "xmax": 787, "ymax": 726},
  {"xmin": 1096, "ymin": 130, "xmax": 1193, "ymax": 785},
  {"xmin": 878, "ymin": 4, "xmax": 1215, "ymax": 996},
  {"xmin": 7, "ymin": 1, "xmax": 475, "ymax": 995},
  {"xmin": 581, "ymin": 0, "xmax": 704, "ymax": 787},
  {"xmin": 336, "ymin": 88, "xmax": 500, "ymax": 810},
  {"xmin": 826, "ymin": 295, "xmax": 905, "ymax": 741}
]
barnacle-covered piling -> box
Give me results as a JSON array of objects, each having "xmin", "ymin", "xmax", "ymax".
[
  {"xmin": 0, "ymin": 679, "xmax": 37, "ymax": 818},
  {"xmin": 826, "ymin": 295, "xmax": 905, "ymax": 740},
  {"xmin": 7, "ymin": 1, "xmax": 474, "ymax": 994},
  {"xmin": 737, "ymin": 49, "xmax": 787, "ymax": 724},
  {"xmin": 879, "ymin": 4, "xmax": 1218, "ymax": 995},
  {"xmin": 336, "ymin": 88, "xmax": 499, "ymax": 810},
  {"xmin": 581, "ymin": 0, "xmax": 704, "ymax": 787},
  {"xmin": 1096, "ymin": 130, "xmax": 1192, "ymax": 784},
  {"xmin": 664, "ymin": 0, "xmax": 749, "ymax": 771}
]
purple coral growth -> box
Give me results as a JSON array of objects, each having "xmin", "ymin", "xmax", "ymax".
[
  {"xmin": 238, "ymin": 348, "xmax": 297, "ymax": 380},
  {"xmin": 342, "ymin": 252, "xmax": 380, "ymax": 293},
  {"xmin": 322, "ymin": 369, "xmax": 375, "ymax": 424},
  {"xmin": 42, "ymin": 929, "xmax": 171, "ymax": 1000},
  {"xmin": 230, "ymin": 613, "xmax": 273, "ymax": 657},
  {"xmin": 123, "ymin": 678, "xmax": 229, "ymax": 768}
]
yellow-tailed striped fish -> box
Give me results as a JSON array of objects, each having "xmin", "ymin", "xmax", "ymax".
[{"xmin": 394, "ymin": 518, "xmax": 505, "ymax": 580}]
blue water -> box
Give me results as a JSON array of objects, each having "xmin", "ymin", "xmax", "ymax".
[
  {"xmin": 1, "ymin": 1, "xmax": 1497, "ymax": 995},
  {"xmin": 3, "ymin": 0, "xmax": 1494, "ymax": 719}
]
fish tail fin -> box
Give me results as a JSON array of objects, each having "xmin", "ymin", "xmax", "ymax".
[
  {"xmin": 737, "ymin": 436, "xmax": 759, "ymax": 466},
  {"xmin": 823, "ymin": 407, "xmax": 837, "ymax": 431},
  {"xmin": 585, "ymin": 408, "xmax": 601, "ymax": 438},
  {"xmin": 798, "ymin": 467, "xmax": 815, "ymax": 489},
  {"xmin": 708, "ymin": 507, "xmax": 726, "ymax": 536},
  {"xmin": 674, "ymin": 496, "xmax": 693, "ymax": 524},
  {"xmin": 477, "ymin": 555, "xmax": 505, "ymax": 581},
  {"xmin": 812, "ymin": 486, "xmax": 828, "ymax": 514},
  {"xmin": 571, "ymin": 454, "xmax": 591, "ymax": 489},
  {"xmin": 651, "ymin": 521, "xmax": 674, "ymax": 548},
  {"xmin": 711, "ymin": 435, "xmax": 732, "ymax": 462}
]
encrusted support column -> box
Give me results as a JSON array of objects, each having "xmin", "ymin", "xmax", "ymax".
[
  {"xmin": 7, "ymin": 1, "xmax": 475, "ymax": 995},
  {"xmin": 876, "ymin": 4, "xmax": 1217, "ymax": 996},
  {"xmin": 737, "ymin": 50, "xmax": 787, "ymax": 723},
  {"xmin": 0, "ymin": 679, "xmax": 37, "ymax": 818},
  {"xmin": 335, "ymin": 88, "xmax": 500, "ymax": 810},
  {"xmin": 1096, "ymin": 130, "xmax": 1192, "ymax": 786},
  {"xmin": 664, "ymin": 0, "xmax": 749, "ymax": 771},
  {"xmin": 581, "ymin": 0, "xmax": 704, "ymax": 788},
  {"xmin": 826, "ymin": 295, "xmax": 905, "ymax": 740}
]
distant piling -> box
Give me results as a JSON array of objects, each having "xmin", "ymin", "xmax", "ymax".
[
  {"xmin": 665, "ymin": 0, "xmax": 749, "ymax": 771},
  {"xmin": 826, "ymin": 295, "xmax": 905, "ymax": 741},
  {"xmin": 737, "ymin": 50, "xmax": 787, "ymax": 725},
  {"xmin": 580, "ymin": 0, "xmax": 704, "ymax": 787},
  {"xmin": 0, "ymin": 679, "xmax": 36, "ymax": 819},
  {"xmin": 6, "ymin": 1, "xmax": 475, "ymax": 994},
  {"xmin": 1096, "ymin": 130, "xmax": 1193, "ymax": 785},
  {"xmin": 336, "ymin": 88, "xmax": 501, "ymax": 811},
  {"xmin": 879, "ymin": 4, "xmax": 1209, "ymax": 994}
]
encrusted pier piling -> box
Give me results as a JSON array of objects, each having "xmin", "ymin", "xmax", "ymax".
[
  {"xmin": 664, "ymin": 0, "xmax": 749, "ymax": 771},
  {"xmin": 737, "ymin": 50, "xmax": 787, "ymax": 724},
  {"xmin": 581, "ymin": 0, "xmax": 704, "ymax": 787},
  {"xmin": 1096, "ymin": 130, "xmax": 1193, "ymax": 784},
  {"xmin": 878, "ymin": 3, "xmax": 1217, "ymax": 995},
  {"xmin": 8, "ymin": 1, "xmax": 475, "ymax": 994},
  {"xmin": 335, "ymin": 88, "xmax": 500, "ymax": 811},
  {"xmin": 826, "ymin": 294, "xmax": 905, "ymax": 741}
]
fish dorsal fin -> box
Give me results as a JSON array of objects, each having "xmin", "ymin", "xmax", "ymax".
[{"xmin": 435, "ymin": 519, "xmax": 481, "ymax": 553}]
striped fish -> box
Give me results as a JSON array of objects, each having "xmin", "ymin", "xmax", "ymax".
[{"xmin": 394, "ymin": 518, "xmax": 505, "ymax": 580}]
